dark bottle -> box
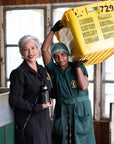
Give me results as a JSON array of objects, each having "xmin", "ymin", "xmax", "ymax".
[{"xmin": 41, "ymin": 85, "xmax": 50, "ymax": 104}]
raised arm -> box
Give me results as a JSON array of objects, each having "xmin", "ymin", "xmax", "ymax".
[
  {"xmin": 41, "ymin": 31, "xmax": 54, "ymax": 65},
  {"xmin": 41, "ymin": 20, "xmax": 63, "ymax": 65}
]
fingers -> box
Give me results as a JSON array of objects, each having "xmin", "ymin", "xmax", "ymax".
[
  {"xmin": 42, "ymin": 100, "xmax": 53, "ymax": 109},
  {"xmin": 72, "ymin": 59, "xmax": 88, "ymax": 68}
]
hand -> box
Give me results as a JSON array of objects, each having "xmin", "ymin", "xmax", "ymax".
[
  {"xmin": 51, "ymin": 20, "xmax": 63, "ymax": 33},
  {"xmin": 72, "ymin": 60, "xmax": 88, "ymax": 68},
  {"xmin": 42, "ymin": 100, "xmax": 53, "ymax": 109}
]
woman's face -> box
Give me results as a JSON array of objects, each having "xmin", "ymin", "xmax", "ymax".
[
  {"xmin": 21, "ymin": 40, "xmax": 39, "ymax": 63},
  {"xmin": 53, "ymin": 51, "xmax": 68, "ymax": 71}
]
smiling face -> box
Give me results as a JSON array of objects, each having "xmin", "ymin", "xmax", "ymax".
[
  {"xmin": 53, "ymin": 51, "xmax": 68, "ymax": 71},
  {"xmin": 21, "ymin": 40, "xmax": 39, "ymax": 64}
]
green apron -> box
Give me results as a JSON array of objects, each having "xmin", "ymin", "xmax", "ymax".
[{"xmin": 46, "ymin": 59, "xmax": 96, "ymax": 144}]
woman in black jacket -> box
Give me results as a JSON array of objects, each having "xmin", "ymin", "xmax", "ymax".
[{"xmin": 9, "ymin": 35, "xmax": 52, "ymax": 144}]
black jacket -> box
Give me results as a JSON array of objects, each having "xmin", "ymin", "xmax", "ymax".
[{"xmin": 9, "ymin": 60, "xmax": 52, "ymax": 144}]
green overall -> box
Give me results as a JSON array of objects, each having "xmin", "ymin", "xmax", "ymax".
[{"xmin": 46, "ymin": 59, "xmax": 96, "ymax": 144}]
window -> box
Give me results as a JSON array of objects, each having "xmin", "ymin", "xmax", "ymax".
[
  {"xmin": 5, "ymin": 9, "xmax": 45, "ymax": 86},
  {"xmin": 102, "ymin": 54, "xmax": 114, "ymax": 118},
  {"xmin": 52, "ymin": 7, "xmax": 70, "ymax": 43}
]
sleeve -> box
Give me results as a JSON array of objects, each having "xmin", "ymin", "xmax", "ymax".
[
  {"xmin": 9, "ymin": 69, "xmax": 42, "ymax": 113},
  {"xmin": 45, "ymin": 58, "xmax": 56, "ymax": 73}
]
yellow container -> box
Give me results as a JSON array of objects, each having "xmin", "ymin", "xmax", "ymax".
[{"xmin": 55, "ymin": 0, "xmax": 114, "ymax": 66}]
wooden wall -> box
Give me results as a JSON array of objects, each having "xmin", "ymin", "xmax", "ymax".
[
  {"xmin": 0, "ymin": 0, "xmax": 95, "ymax": 6},
  {"xmin": 94, "ymin": 121, "xmax": 109, "ymax": 144}
]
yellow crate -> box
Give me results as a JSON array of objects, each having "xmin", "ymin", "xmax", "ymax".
[{"xmin": 55, "ymin": 0, "xmax": 114, "ymax": 66}]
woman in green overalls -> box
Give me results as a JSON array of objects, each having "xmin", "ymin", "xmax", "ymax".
[{"xmin": 41, "ymin": 21, "xmax": 96, "ymax": 144}]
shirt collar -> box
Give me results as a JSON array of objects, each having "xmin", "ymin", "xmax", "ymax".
[{"xmin": 22, "ymin": 60, "xmax": 38, "ymax": 74}]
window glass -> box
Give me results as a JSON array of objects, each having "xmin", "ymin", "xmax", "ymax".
[
  {"xmin": 53, "ymin": 7, "xmax": 70, "ymax": 22},
  {"xmin": 6, "ymin": 9, "xmax": 44, "ymax": 44},
  {"xmin": 86, "ymin": 65, "xmax": 94, "ymax": 80},
  {"xmin": 102, "ymin": 83, "xmax": 114, "ymax": 117},
  {"xmin": 7, "ymin": 47, "xmax": 44, "ymax": 81},
  {"xmin": 6, "ymin": 9, "xmax": 44, "ymax": 86},
  {"xmin": 102, "ymin": 54, "xmax": 114, "ymax": 117},
  {"xmin": 7, "ymin": 47, "xmax": 22, "ymax": 80},
  {"xmin": 104, "ymin": 55, "xmax": 114, "ymax": 80},
  {"xmin": 53, "ymin": 7, "xmax": 70, "ymax": 43}
]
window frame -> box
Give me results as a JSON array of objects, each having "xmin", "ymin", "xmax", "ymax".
[{"xmin": 4, "ymin": 5, "xmax": 47, "ymax": 86}]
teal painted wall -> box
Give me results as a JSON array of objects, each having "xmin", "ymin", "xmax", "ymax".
[{"xmin": 0, "ymin": 122, "xmax": 15, "ymax": 144}]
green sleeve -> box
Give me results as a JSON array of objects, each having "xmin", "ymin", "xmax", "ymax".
[{"xmin": 45, "ymin": 58, "xmax": 56, "ymax": 73}]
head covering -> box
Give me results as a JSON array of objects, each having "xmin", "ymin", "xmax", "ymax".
[
  {"xmin": 18, "ymin": 35, "xmax": 41, "ymax": 56},
  {"xmin": 51, "ymin": 42, "xmax": 69, "ymax": 56}
]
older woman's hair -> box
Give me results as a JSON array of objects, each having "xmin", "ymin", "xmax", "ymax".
[{"xmin": 18, "ymin": 35, "xmax": 41, "ymax": 56}]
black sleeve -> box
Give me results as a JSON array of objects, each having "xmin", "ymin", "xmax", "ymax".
[{"xmin": 9, "ymin": 69, "xmax": 42, "ymax": 112}]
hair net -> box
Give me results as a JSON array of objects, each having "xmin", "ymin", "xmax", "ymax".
[
  {"xmin": 18, "ymin": 35, "xmax": 41, "ymax": 56},
  {"xmin": 51, "ymin": 42, "xmax": 70, "ymax": 56}
]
